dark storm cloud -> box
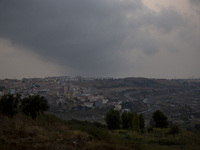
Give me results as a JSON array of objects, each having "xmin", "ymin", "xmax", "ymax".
[
  {"xmin": 189, "ymin": 0, "xmax": 200, "ymax": 14},
  {"xmin": 189, "ymin": 0, "xmax": 200, "ymax": 5},
  {"xmin": 0, "ymin": 0, "xmax": 187, "ymax": 76},
  {"xmin": 146, "ymin": 7, "xmax": 186, "ymax": 32}
]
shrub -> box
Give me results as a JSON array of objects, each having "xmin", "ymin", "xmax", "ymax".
[
  {"xmin": 152, "ymin": 110, "xmax": 168, "ymax": 128},
  {"xmin": 0, "ymin": 94, "xmax": 21, "ymax": 117},
  {"xmin": 20, "ymin": 95, "xmax": 49, "ymax": 119},
  {"xmin": 147, "ymin": 127, "xmax": 153, "ymax": 132},
  {"xmin": 105, "ymin": 109, "xmax": 120, "ymax": 129},
  {"xmin": 169, "ymin": 124, "xmax": 180, "ymax": 135}
]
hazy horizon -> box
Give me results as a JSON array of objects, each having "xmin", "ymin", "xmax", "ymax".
[{"xmin": 1, "ymin": 75, "xmax": 199, "ymax": 80}]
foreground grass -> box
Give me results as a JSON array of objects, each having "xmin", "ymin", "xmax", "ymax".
[
  {"xmin": 0, "ymin": 113, "xmax": 200, "ymax": 150},
  {"xmin": 0, "ymin": 113, "xmax": 91, "ymax": 150}
]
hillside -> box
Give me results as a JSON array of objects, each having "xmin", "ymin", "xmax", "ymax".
[{"xmin": 1, "ymin": 113, "xmax": 200, "ymax": 150}]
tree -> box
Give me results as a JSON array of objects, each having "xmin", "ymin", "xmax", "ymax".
[
  {"xmin": 105, "ymin": 109, "xmax": 120, "ymax": 129},
  {"xmin": 152, "ymin": 110, "xmax": 168, "ymax": 128},
  {"xmin": 121, "ymin": 111, "xmax": 129, "ymax": 129},
  {"xmin": 139, "ymin": 113, "xmax": 145, "ymax": 130},
  {"xmin": 127, "ymin": 112, "xmax": 134, "ymax": 128},
  {"xmin": 21, "ymin": 95, "xmax": 49, "ymax": 119},
  {"xmin": 121, "ymin": 111, "xmax": 135, "ymax": 129},
  {"xmin": 132, "ymin": 113, "xmax": 140, "ymax": 132},
  {"xmin": 0, "ymin": 94, "xmax": 21, "ymax": 117}
]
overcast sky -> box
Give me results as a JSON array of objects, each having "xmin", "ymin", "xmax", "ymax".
[{"xmin": 0, "ymin": 0, "xmax": 200, "ymax": 79}]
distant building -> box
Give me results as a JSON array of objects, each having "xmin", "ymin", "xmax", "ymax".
[
  {"xmin": 63, "ymin": 85, "xmax": 68, "ymax": 96},
  {"xmin": 115, "ymin": 104, "xmax": 122, "ymax": 111},
  {"xmin": 87, "ymin": 95, "xmax": 94, "ymax": 101},
  {"xmin": 84, "ymin": 102, "xmax": 93, "ymax": 108},
  {"xmin": 10, "ymin": 89, "xmax": 16, "ymax": 94},
  {"xmin": 102, "ymin": 99, "xmax": 108, "ymax": 104},
  {"xmin": 67, "ymin": 91, "xmax": 74, "ymax": 100}
]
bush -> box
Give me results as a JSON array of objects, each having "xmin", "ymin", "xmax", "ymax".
[
  {"xmin": 93, "ymin": 121, "xmax": 106, "ymax": 128},
  {"xmin": 169, "ymin": 124, "xmax": 180, "ymax": 135},
  {"xmin": 152, "ymin": 110, "xmax": 168, "ymax": 128},
  {"xmin": 147, "ymin": 127, "xmax": 153, "ymax": 132},
  {"xmin": 0, "ymin": 94, "xmax": 21, "ymax": 117},
  {"xmin": 20, "ymin": 95, "xmax": 49, "ymax": 119}
]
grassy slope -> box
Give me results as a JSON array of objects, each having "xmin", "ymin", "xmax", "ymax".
[{"xmin": 0, "ymin": 114, "xmax": 200, "ymax": 150}]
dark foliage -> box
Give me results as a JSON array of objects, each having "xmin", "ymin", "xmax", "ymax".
[
  {"xmin": 0, "ymin": 94, "xmax": 21, "ymax": 117},
  {"xmin": 169, "ymin": 124, "xmax": 180, "ymax": 135},
  {"xmin": 66, "ymin": 119, "xmax": 106, "ymax": 128},
  {"xmin": 147, "ymin": 127, "xmax": 153, "ymax": 132},
  {"xmin": 132, "ymin": 113, "xmax": 140, "ymax": 132},
  {"xmin": 121, "ymin": 111, "xmax": 129, "ymax": 129},
  {"xmin": 194, "ymin": 124, "xmax": 200, "ymax": 131},
  {"xmin": 20, "ymin": 95, "xmax": 49, "ymax": 119},
  {"xmin": 105, "ymin": 109, "xmax": 120, "ymax": 129},
  {"xmin": 127, "ymin": 112, "xmax": 134, "ymax": 128},
  {"xmin": 152, "ymin": 110, "xmax": 168, "ymax": 128},
  {"xmin": 139, "ymin": 113, "xmax": 145, "ymax": 130}
]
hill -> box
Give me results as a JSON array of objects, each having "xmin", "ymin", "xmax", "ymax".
[{"xmin": 1, "ymin": 113, "xmax": 200, "ymax": 150}]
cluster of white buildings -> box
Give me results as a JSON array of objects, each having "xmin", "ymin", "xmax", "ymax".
[{"xmin": 0, "ymin": 77, "xmax": 121, "ymax": 111}]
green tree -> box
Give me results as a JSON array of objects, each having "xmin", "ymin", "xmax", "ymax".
[
  {"xmin": 139, "ymin": 113, "xmax": 145, "ymax": 130},
  {"xmin": 0, "ymin": 94, "xmax": 21, "ymax": 117},
  {"xmin": 105, "ymin": 109, "xmax": 120, "ymax": 129},
  {"xmin": 121, "ymin": 111, "xmax": 129, "ymax": 129},
  {"xmin": 121, "ymin": 111, "xmax": 134, "ymax": 129},
  {"xmin": 132, "ymin": 113, "xmax": 140, "ymax": 132},
  {"xmin": 21, "ymin": 95, "xmax": 49, "ymax": 119},
  {"xmin": 152, "ymin": 110, "xmax": 168, "ymax": 128},
  {"xmin": 127, "ymin": 112, "xmax": 134, "ymax": 128}
]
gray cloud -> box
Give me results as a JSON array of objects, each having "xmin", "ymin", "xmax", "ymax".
[
  {"xmin": 0, "ymin": 0, "xmax": 194, "ymax": 77},
  {"xmin": 189, "ymin": 0, "xmax": 200, "ymax": 14},
  {"xmin": 189, "ymin": 0, "xmax": 200, "ymax": 5}
]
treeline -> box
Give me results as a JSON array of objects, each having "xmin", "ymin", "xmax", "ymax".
[
  {"xmin": 105, "ymin": 109, "xmax": 179, "ymax": 134},
  {"xmin": 105, "ymin": 109, "xmax": 145, "ymax": 132},
  {"xmin": 0, "ymin": 94, "xmax": 49, "ymax": 119}
]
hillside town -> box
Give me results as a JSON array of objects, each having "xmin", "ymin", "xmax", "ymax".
[
  {"xmin": 0, "ymin": 76, "xmax": 200, "ymax": 130},
  {"xmin": 0, "ymin": 77, "xmax": 113, "ymax": 111}
]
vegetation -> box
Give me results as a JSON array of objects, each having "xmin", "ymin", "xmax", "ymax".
[
  {"xmin": 20, "ymin": 95, "xmax": 49, "ymax": 119},
  {"xmin": 152, "ymin": 110, "xmax": 168, "ymax": 128},
  {"xmin": 1, "ymin": 96, "xmax": 200, "ymax": 149},
  {"xmin": 105, "ymin": 109, "xmax": 121, "ymax": 129},
  {"xmin": 139, "ymin": 113, "xmax": 145, "ymax": 130},
  {"xmin": 0, "ymin": 94, "xmax": 21, "ymax": 117},
  {"xmin": 106, "ymin": 109, "xmax": 145, "ymax": 133},
  {"xmin": 132, "ymin": 113, "xmax": 140, "ymax": 132},
  {"xmin": 1, "ymin": 113, "xmax": 200, "ymax": 150},
  {"xmin": 121, "ymin": 111, "xmax": 134, "ymax": 129},
  {"xmin": 169, "ymin": 124, "xmax": 180, "ymax": 135},
  {"xmin": 0, "ymin": 94, "xmax": 49, "ymax": 119}
]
